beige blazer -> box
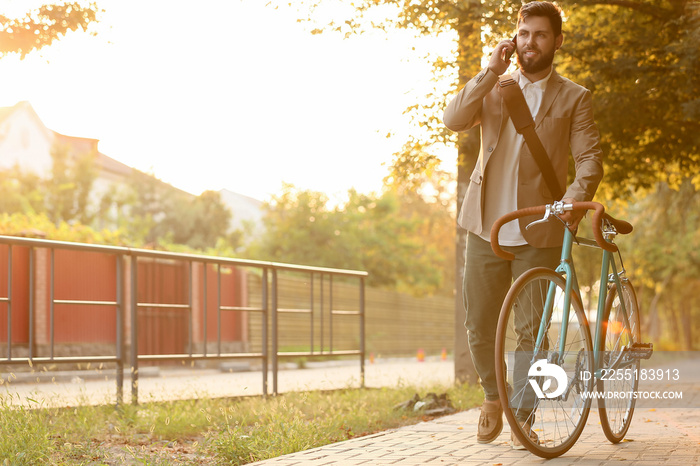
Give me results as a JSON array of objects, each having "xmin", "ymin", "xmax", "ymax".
[{"xmin": 443, "ymin": 67, "xmax": 604, "ymax": 248}]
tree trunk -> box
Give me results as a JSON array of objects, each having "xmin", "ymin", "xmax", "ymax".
[
  {"xmin": 646, "ymin": 274, "xmax": 671, "ymax": 345},
  {"xmin": 453, "ymin": 13, "xmax": 484, "ymax": 385},
  {"xmin": 454, "ymin": 128, "xmax": 480, "ymax": 384},
  {"xmin": 681, "ymin": 291, "xmax": 694, "ymax": 351},
  {"xmin": 667, "ymin": 294, "xmax": 680, "ymax": 348}
]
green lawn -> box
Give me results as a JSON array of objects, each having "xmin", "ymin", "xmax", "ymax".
[{"xmin": 0, "ymin": 383, "xmax": 481, "ymax": 465}]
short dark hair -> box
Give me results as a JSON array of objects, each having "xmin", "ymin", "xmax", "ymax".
[{"xmin": 518, "ymin": 1, "xmax": 563, "ymax": 37}]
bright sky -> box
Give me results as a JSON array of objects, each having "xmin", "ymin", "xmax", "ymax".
[{"xmin": 0, "ymin": 0, "xmax": 457, "ymax": 202}]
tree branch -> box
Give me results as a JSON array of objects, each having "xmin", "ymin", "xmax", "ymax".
[{"xmin": 573, "ymin": 0, "xmax": 675, "ymax": 20}]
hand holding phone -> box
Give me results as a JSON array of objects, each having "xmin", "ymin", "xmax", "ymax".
[{"xmin": 489, "ymin": 34, "xmax": 518, "ymax": 75}]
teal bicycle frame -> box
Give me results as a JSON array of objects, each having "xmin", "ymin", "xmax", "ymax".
[{"xmin": 533, "ymin": 224, "xmax": 632, "ymax": 380}]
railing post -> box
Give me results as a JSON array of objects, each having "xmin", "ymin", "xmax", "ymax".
[
  {"xmin": 188, "ymin": 261, "xmax": 193, "ymax": 357},
  {"xmin": 130, "ymin": 254, "xmax": 139, "ymax": 405},
  {"xmin": 262, "ymin": 268, "xmax": 268, "ymax": 396},
  {"xmin": 360, "ymin": 276, "xmax": 366, "ymax": 388},
  {"xmin": 50, "ymin": 248, "xmax": 55, "ymax": 359},
  {"xmin": 271, "ymin": 268, "xmax": 278, "ymax": 395},
  {"xmin": 203, "ymin": 262, "xmax": 208, "ymax": 357},
  {"xmin": 320, "ymin": 274, "xmax": 324, "ymax": 354},
  {"xmin": 310, "ymin": 272, "xmax": 314, "ymax": 355},
  {"xmin": 216, "ymin": 264, "xmax": 222, "ymax": 357},
  {"xmin": 29, "ymin": 247, "xmax": 34, "ymax": 360},
  {"xmin": 116, "ymin": 254, "xmax": 124, "ymax": 407},
  {"xmin": 6, "ymin": 245, "xmax": 12, "ymax": 360}
]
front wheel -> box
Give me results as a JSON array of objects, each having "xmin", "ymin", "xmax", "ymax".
[
  {"xmin": 495, "ymin": 267, "xmax": 594, "ymax": 458},
  {"xmin": 598, "ymin": 279, "xmax": 641, "ymax": 443}
]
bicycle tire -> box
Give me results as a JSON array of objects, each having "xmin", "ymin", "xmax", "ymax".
[
  {"xmin": 495, "ymin": 267, "xmax": 594, "ymax": 458},
  {"xmin": 598, "ymin": 279, "xmax": 641, "ymax": 443}
]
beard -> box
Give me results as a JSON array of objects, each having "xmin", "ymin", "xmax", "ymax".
[{"xmin": 516, "ymin": 47, "xmax": 555, "ymax": 74}]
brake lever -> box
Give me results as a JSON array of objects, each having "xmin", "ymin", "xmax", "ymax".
[
  {"xmin": 525, "ymin": 202, "xmax": 574, "ymax": 231},
  {"xmin": 526, "ymin": 205, "xmax": 553, "ymax": 230}
]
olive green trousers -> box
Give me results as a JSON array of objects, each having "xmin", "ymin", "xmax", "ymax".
[{"xmin": 463, "ymin": 232, "xmax": 561, "ymax": 401}]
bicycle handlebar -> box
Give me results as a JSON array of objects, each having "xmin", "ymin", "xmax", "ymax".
[{"xmin": 490, "ymin": 201, "xmax": 633, "ymax": 261}]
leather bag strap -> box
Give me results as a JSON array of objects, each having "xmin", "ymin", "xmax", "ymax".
[{"xmin": 497, "ymin": 75, "xmax": 564, "ymax": 200}]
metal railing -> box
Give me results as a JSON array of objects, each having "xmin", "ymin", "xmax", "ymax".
[{"xmin": 0, "ymin": 235, "xmax": 367, "ymax": 405}]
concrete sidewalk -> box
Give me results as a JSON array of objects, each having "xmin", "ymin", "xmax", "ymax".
[
  {"xmin": 0, "ymin": 358, "xmax": 454, "ymax": 408},
  {"xmin": 244, "ymin": 356, "xmax": 700, "ymax": 465}
]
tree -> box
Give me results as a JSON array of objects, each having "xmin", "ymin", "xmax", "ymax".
[
  {"xmin": 0, "ymin": 1, "xmax": 100, "ymax": 58},
  {"xmin": 45, "ymin": 143, "xmax": 96, "ymax": 225},
  {"xmin": 248, "ymin": 185, "xmax": 341, "ymax": 267},
  {"xmin": 341, "ymin": 188, "xmax": 446, "ymax": 295},
  {"xmin": 97, "ymin": 171, "xmax": 156, "ymax": 242},
  {"xmin": 99, "ymin": 171, "xmax": 235, "ymax": 250},
  {"xmin": 0, "ymin": 165, "xmax": 45, "ymax": 215},
  {"xmin": 0, "ymin": 143, "xmax": 97, "ymax": 225},
  {"xmin": 169, "ymin": 190, "xmax": 233, "ymax": 251},
  {"xmin": 558, "ymin": 0, "xmax": 700, "ymax": 193},
  {"xmin": 248, "ymin": 184, "xmax": 449, "ymax": 295},
  {"xmin": 621, "ymin": 179, "xmax": 700, "ymax": 350},
  {"xmin": 385, "ymin": 164, "xmax": 457, "ymax": 296}
]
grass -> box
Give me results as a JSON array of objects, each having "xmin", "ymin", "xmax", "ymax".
[{"xmin": 0, "ymin": 382, "xmax": 481, "ymax": 465}]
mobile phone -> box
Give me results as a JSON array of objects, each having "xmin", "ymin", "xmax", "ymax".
[{"xmin": 504, "ymin": 34, "xmax": 517, "ymax": 60}]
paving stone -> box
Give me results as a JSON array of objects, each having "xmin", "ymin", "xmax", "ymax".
[{"xmin": 245, "ymin": 359, "xmax": 700, "ymax": 466}]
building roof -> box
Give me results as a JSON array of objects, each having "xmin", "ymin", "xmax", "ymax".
[
  {"xmin": 0, "ymin": 100, "xmax": 229, "ymax": 204},
  {"xmin": 52, "ymin": 130, "xmax": 99, "ymax": 154},
  {"xmin": 0, "ymin": 101, "xmax": 135, "ymax": 180},
  {"xmin": 95, "ymin": 151, "xmax": 134, "ymax": 178}
]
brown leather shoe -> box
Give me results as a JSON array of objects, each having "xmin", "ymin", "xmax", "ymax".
[
  {"xmin": 511, "ymin": 420, "xmax": 539, "ymax": 449},
  {"xmin": 477, "ymin": 400, "xmax": 503, "ymax": 444}
]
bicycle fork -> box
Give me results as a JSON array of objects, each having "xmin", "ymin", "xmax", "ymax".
[{"xmin": 595, "ymin": 251, "xmax": 653, "ymax": 376}]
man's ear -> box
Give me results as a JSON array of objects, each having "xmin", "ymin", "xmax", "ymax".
[{"xmin": 555, "ymin": 34, "xmax": 564, "ymax": 50}]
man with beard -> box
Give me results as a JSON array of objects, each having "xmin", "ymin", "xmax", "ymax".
[{"xmin": 443, "ymin": 1, "xmax": 603, "ymax": 449}]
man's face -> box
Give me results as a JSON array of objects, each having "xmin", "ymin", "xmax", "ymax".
[{"xmin": 515, "ymin": 15, "xmax": 563, "ymax": 75}]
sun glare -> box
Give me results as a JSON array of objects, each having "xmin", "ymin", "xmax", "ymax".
[{"xmin": 1, "ymin": 0, "xmax": 457, "ymax": 201}]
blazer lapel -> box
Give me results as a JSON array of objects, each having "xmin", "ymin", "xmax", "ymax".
[{"xmin": 535, "ymin": 69, "xmax": 564, "ymax": 127}]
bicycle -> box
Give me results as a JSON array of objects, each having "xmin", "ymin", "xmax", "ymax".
[{"xmin": 490, "ymin": 201, "xmax": 653, "ymax": 458}]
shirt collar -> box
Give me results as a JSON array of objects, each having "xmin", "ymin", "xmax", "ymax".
[{"xmin": 519, "ymin": 66, "xmax": 554, "ymax": 91}]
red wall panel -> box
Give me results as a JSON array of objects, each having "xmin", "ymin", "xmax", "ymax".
[{"xmin": 0, "ymin": 245, "xmax": 30, "ymax": 344}]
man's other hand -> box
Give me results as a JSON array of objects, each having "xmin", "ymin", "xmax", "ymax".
[{"xmin": 559, "ymin": 198, "xmax": 585, "ymax": 232}]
